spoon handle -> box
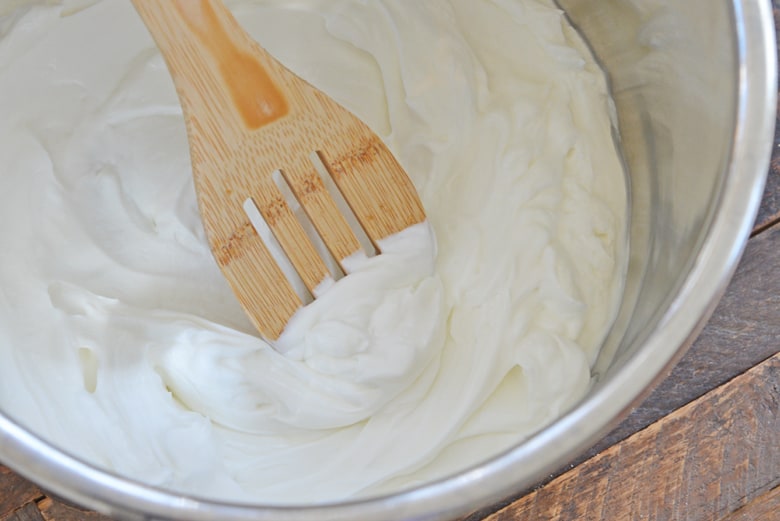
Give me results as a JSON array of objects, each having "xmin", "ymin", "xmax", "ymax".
[{"xmin": 131, "ymin": 0, "xmax": 290, "ymax": 133}]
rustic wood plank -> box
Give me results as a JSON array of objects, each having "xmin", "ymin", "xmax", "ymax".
[
  {"xmin": 0, "ymin": 467, "xmax": 42, "ymax": 519},
  {"xmin": 36, "ymin": 497, "xmax": 113, "ymax": 521},
  {"xmin": 720, "ymin": 485, "xmax": 780, "ymax": 521},
  {"xmin": 483, "ymin": 352, "xmax": 780, "ymax": 521},
  {"xmin": 0, "ymin": 503, "xmax": 44, "ymax": 521}
]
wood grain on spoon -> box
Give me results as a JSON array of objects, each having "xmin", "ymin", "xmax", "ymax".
[{"xmin": 131, "ymin": 0, "xmax": 426, "ymax": 340}]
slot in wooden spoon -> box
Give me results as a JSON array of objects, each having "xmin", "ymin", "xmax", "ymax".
[{"xmin": 131, "ymin": 0, "xmax": 426, "ymax": 340}]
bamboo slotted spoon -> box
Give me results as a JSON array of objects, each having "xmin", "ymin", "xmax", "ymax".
[{"xmin": 131, "ymin": 0, "xmax": 426, "ymax": 340}]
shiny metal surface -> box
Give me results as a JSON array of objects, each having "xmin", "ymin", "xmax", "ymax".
[{"xmin": 0, "ymin": 1, "xmax": 775, "ymax": 520}]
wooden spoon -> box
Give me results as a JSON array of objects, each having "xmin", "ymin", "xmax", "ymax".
[{"xmin": 131, "ymin": 0, "xmax": 426, "ymax": 340}]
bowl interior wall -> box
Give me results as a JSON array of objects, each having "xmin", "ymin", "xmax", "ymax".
[{"xmin": 559, "ymin": 0, "xmax": 738, "ymax": 380}]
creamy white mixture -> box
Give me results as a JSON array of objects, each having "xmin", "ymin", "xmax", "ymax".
[{"xmin": 0, "ymin": 0, "xmax": 627, "ymax": 504}]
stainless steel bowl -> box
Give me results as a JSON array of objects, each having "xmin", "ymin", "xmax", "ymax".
[{"xmin": 0, "ymin": 0, "xmax": 775, "ymax": 519}]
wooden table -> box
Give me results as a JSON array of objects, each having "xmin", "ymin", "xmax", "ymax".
[{"xmin": 2, "ymin": 16, "xmax": 780, "ymax": 521}]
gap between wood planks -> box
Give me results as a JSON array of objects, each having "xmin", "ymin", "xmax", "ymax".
[{"xmin": 720, "ymin": 484, "xmax": 780, "ymax": 521}]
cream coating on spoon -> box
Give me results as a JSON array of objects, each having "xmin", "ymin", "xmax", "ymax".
[{"xmin": 0, "ymin": 0, "xmax": 626, "ymax": 503}]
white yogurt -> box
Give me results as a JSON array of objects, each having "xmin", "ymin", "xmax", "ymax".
[{"xmin": 0, "ymin": 0, "xmax": 627, "ymax": 504}]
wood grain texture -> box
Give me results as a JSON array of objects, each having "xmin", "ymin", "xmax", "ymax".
[
  {"xmin": 1, "ymin": 503, "xmax": 44, "ymax": 521},
  {"xmin": 36, "ymin": 498, "xmax": 112, "ymax": 521},
  {"xmin": 721, "ymin": 485, "xmax": 780, "ymax": 521},
  {"xmin": 0, "ymin": 466, "xmax": 41, "ymax": 519},
  {"xmin": 483, "ymin": 352, "xmax": 780, "ymax": 521},
  {"xmin": 131, "ymin": 0, "xmax": 426, "ymax": 339},
  {"xmin": 0, "ymin": 495, "xmax": 113, "ymax": 521}
]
